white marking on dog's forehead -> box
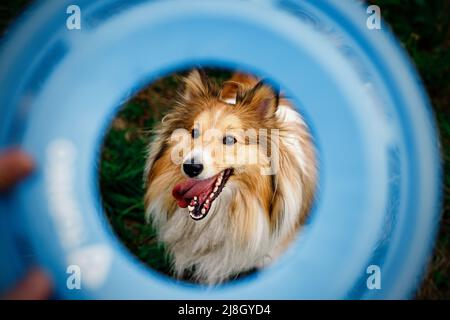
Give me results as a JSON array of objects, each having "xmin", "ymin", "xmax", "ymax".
[{"xmin": 213, "ymin": 107, "xmax": 224, "ymax": 125}]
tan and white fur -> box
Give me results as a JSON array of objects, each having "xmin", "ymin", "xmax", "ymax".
[{"xmin": 144, "ymin": 70, "xmax": 316, "ymax": 284}]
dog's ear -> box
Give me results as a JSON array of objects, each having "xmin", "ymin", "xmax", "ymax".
[
  {"xmin": 236, "ymin": 80, "xmax": 280, "ymax": 119},
  {"xmin": 183, "ymin": 69, "xmax": 211, "ymax": 100},
  {"xmin": 220, "ymin": 72, "xmax": 259, "ymax": 104}
]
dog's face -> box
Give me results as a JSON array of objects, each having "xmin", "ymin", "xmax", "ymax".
[
  {"xmin": 146, "ymin": 70, "xmax": 280, "ymax": 221},
  {"xmin": 179, "ymin": 107, "xmax": 244, "ymax": 180}
]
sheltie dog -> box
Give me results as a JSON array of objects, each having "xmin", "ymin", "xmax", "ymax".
[{"xmin": 144, "ymin": 70, "xmax": 316, "ymax": 284}]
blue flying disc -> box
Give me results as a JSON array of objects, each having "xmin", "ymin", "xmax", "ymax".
[{"xmin": 0, "ymin": 0, "xmax": 441, "ymax": 299}]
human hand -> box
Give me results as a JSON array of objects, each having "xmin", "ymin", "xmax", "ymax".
[{"xmin": 0, "ymin": 148, "xmax": 53, "ymax": 300}]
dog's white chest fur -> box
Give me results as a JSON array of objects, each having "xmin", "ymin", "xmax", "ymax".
[{"xmin": 149, "ymin": 185, "xmax": 274, "ymax": 284}]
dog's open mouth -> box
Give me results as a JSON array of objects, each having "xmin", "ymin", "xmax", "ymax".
[{"xmin": 172, "ymin": 168, "xmax": 233, "ymax": 220}]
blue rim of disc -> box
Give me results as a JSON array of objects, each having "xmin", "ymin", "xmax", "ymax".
[{"xmin": 0, "ymin": 0, "xmax": 442, "ymax": 299}]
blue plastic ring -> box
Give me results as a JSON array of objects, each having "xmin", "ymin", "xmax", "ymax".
[{"xmin": 0, "ymin": 0, "xmax": 442, "ymax": 299}]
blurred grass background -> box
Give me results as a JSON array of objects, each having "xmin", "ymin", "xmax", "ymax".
[{"xmin": 1, "ymin": 0, "xmax": 448, "ymax": 298}]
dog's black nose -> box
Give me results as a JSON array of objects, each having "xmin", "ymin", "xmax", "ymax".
[{"xmin": 183, "ymin": 162, "xmax": 203, "ymax": 178}]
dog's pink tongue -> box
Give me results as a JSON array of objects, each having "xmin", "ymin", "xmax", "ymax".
[{"xmin": 172, "ymin": 177, "xmax": 216, "ymax": 208}]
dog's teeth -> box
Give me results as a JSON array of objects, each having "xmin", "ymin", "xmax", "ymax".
[
  {"xmin": 205, "ymin": 199, "xmax": 209, "ymax": 204},
  {"xmin": 209, "ymin": 193, "xmax": 214, "ymax": 198},
  {"xmin": 201, "ymin": 208, "xmax": 206, "ymax": 214},
  {"xmin": 193, "ymin": 196, "xmax": 198, "ymax": 201},
  {"xmin": 213, "ymin": 186, "xmax": 218, "ymax": 192},
  {"xmin": 188, "ymin": 205, "xmax": 194, "ymax": 211}
]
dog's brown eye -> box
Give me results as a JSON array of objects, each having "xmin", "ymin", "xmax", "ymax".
[
  {"xmin": 191, "ymin": 128, "xmax": 200, "ymax": 139},
  {"xmin": 223, "ymin": 135, "xmax": 237, "ymax": 145}
]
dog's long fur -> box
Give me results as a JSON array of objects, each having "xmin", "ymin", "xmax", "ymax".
[{"xmin": 144, "ymin": 70, "xmax": 316, "ymax": 284}]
